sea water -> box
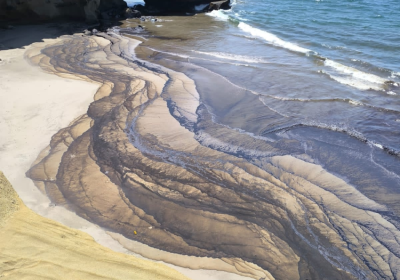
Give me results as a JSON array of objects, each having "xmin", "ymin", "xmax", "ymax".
[
  {"xmin": 213, "ymin": 0, "xmax": 400, "ymax": 84},
  {"xmin": 202, "ymin": 0, "xmax": 400, "ymax": 154},
  {"xmin": 122, "ymin": 0, "xmax": 400, "ymax": 221}
]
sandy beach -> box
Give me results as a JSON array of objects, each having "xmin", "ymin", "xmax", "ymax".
[
  {"xmin": 0, "ymin": 27, "xmax": 121, "ymax": 246},
  {"xmin": 0, "ymin": 25, "xmax": 257, "ymax": 280}
]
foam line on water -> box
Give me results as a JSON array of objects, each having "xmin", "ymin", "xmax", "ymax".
[
  {"xmin": 192, "ymin": 50, "xmax": 268, "ymax": 63},
  {"xmin": 322, "ymin": 59, "xmax": 390, "ymax": 91},
  {"xmin": 146, "ymin": 47, "xmax": 256, "ymax": 68},
  {"xmin": 207, "ymin": 9, "xmax": 311, "ymax": 54},
  {"xmin": 207, "ymin": 10, "xmax": 231, "ymax": 21},
  {"xmin": 207, "ymin": 8, "xmax": 395, "ymax": 93},
  {"xmin": 299, "ymin": 121, "xmax": 400, "ymax": 157},
  {"xmin": 238, "ymin": 22, "xmax": 312, "ymax": 54}
]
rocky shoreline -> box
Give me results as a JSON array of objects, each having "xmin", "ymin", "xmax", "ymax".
[{"xmin": 0, "ymin": 0, "xmax": 230, "ymax": 26}]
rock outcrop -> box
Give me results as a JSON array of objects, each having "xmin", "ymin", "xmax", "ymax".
[
  {"xmin": 125, "ymin": 8, "xmax": 142, "ymax": 18},
  {"xmin": 0, "ymin": 0, "xmax": 127, "ymax": 23},
  {"xmin": 208, "ymin": 0, "xmax": 230, "ymax": 12},
  {"xmin": 141, "ymin": 0, "xmax": 230, "ymax": 14},
  {"xmin": 0, "ymin": 0, "xmax": 230, "ymax": 24}
]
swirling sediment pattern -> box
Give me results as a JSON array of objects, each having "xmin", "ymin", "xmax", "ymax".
[{"xmin": 26, "ymin": 33, "xmax": 400, "ymax": 280}]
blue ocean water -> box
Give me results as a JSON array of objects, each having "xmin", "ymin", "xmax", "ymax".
[
  {"xmin": 123, "ymin": 0, "xmax": 400, "ymax": 157},
  {"xmin": 125, "ymin": 0, "xmax": 144, "ymax": 7},
  {"xmin": 210, "ymin": 0, "xmax": 400, "ymax": 89},
  {"xmin": 194, "ymin": 1, "xmax": 400, "ymax": 157},
  {"xmin": 241, "ymin": 0, "xmax": 398, "ymax": 67}
]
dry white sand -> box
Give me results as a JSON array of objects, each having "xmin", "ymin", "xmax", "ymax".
[
  {"xmin": 0, "ymin": 28, "xmax": 254, "ymax": 280},
  {"xmin": 0, "ymin": 45, "xmax": 112, "ymax": 233}
]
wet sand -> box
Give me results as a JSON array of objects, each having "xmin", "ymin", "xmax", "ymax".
[
  {"xmin": 2, "ymin": 18, "xmax": 400, "ymax": 280},
  {"xmin": 0, "ymin": 25, "xmax": 255, "ymax": 280}
]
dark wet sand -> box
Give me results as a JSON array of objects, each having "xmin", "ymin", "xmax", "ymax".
[{"xmin": 24, "ymin": 15, "xmax": 400, "ymax": 280}]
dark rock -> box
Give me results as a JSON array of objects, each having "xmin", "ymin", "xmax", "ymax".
[
  {"xmin": 125, "ymin": 8, "xmax": 141, "ymax": 18},
  {"xmin": 208, "ymin": 0, "xmax": 230, "ymax": 11},
  {"xmin": 142, "ymin": 0, "xmax": 230, "ymax": 14},
  {"xmin": 100, "ymin": 6, "xmax": 127, "ymax": 20},
  {"xmin": 131, "ymin": 4, "xmax": 146, "ymax": 16},
  {"xmin": 101, "ymin": 11, "xmax": 111, "ymax": 20},
  {"xmin": 0, "ymin": 0, "xmax": 127, "ymax": 23}
]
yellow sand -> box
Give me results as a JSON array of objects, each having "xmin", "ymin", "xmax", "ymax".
[{"xmin": 0, "ymin": 171, "xmax": 190, "ymax": 280}]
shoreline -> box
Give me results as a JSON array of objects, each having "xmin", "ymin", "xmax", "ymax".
[
  {"xmin": 1, "ymin": 16, "xmax": 400, "ymax": 279},
  {"xmin": 0, "ymin": 24, "xmax": 257, "ymax": 280}
]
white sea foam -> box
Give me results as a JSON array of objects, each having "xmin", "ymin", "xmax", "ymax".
[
  {"xmin": 192, "ymin": 51, "xmax": 268, "ymax": 63},
  {"xmin": 301, "ymin": 121, "xmax": 400, "ymax": 156},
  {"xmin": 233, "ymin": 12, "xmax": 249, "ymax": 22},
  {"xmin": 388, "ymin": 91, "xmax": 397, "ymax": 95},
  {"xmin": 208, "ymin": 5, "xmax": 396, "ymax": 94},
  {"xmin": 302, "ymin": 121, "xmax": 367, "ymax": 142},
  {"xmin": 391, "ymin": 72, "xmax": 400, "ymax": 80},
  {"xmin": 371, "ymin": 142, "xmax": 384, "ymax": 149},
  {"xmin": 147, "ymin": 47, "xmax": 190, "ymax": 59},
  {"xmin": 207, "ymin": 10, "xmax": 230, "ymax": 21},
  {"xmin": 348, "ymin": 99, "xmax": 363, "ymax": 106},
  {"xmin": 238, "ymin": 22, "xmax": 312, "ymax": 54},
  {"xmin": 196, "ymin": 131, "xmax": 275, "ymax": 158},
  {"xmin": 265, "ymin": 95, "xmax": 366, "ymax": 107},
  {"xmin": 323, "ymin": 59, "xmax": 389, "ymax": 91},
  {"xmin": 146, "ymin": 47, "xmax": 254, "ymax": 68}
]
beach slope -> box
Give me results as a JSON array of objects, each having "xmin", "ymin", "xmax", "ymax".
[{"xmin": 0, "ymin": 171, "xmax": 190, "ymax": 280}]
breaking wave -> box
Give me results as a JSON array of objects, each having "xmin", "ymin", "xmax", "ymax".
[
  {"xmin": 206, "ymin": 9, "xmax": 396, "ymax": 93},
  {"xmin": 192, "ymin": 50, "xmax": 269, "ymax": 63}
]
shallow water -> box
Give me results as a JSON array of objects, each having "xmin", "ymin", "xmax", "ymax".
[
  {"xmin": 230, "ymin": 0, "xmax": 400, "ymax": 76},
  {"xmin": 124, "ymin": 14, "xmax": 400, "ymax": 173},
  {"xmin": 126, "ymin": 13, "xmax": 400, "ymax": 277}
]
